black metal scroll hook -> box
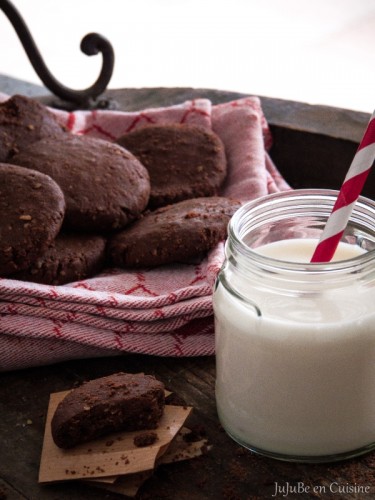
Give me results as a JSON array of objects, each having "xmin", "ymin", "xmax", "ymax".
[{"xmin": 0, "ymin": 0, "xmax": 115, "ymax": 108}]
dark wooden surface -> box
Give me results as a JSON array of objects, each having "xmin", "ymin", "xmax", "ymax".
[{"xmin": 1, "ymin": 80, "xmax": 375, "ymax": 499}]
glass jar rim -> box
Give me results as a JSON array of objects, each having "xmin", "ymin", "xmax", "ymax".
[{"xmin": 228, "ymin": 188, "xmax": 375, "ymax": 273}]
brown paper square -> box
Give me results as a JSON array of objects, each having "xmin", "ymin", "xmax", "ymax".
[
  {"xmin": 39, "ymin": 390, "xmax": 192, "ymax": 483},
  {"xmin": 88, "ymin": 427, "xmax": 211, "ymax": 497}
]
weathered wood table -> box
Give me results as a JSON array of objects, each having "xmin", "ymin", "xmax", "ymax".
[{"xmin": 1, "ymin": 80, "xmax": 375, "ymax": 499}]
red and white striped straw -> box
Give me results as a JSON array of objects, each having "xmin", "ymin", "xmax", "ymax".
[{"xmin": 310, "ymin": 111, "xmax": 375, "ymax": 263}]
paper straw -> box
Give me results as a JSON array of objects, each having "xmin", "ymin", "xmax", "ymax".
[{"xmin": 310, "ymin": 110, "xmax": 375, "ymax": 263}]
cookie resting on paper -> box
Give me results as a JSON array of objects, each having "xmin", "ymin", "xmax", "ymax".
[
  {"xmin": 11, "ymin": 233, "xmax": 107, "ymax": 286},
  {"xmin": 11, "ymin": 135, "xmax": 151, "ymax": 232},
  {"xmin": 116, "ymin": 124, "xmax": 227, "ymax": 208},
  {"xmin": 0, "ymin": 94, "xmax": 66, "ymax": 163},
  {"xmin": 51, "ymin": 372, "xmax": 165, "ymax": 449},
  {"xmin": 0, "ymin": 163, "xmax": 65, "ymax": 276},
  {"xmin": 107, "ymin": 196, "xmax": 241, "ymax": 268}
]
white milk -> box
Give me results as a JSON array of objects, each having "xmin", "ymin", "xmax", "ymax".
[
  {"xmin": 254, "ymin": 237, "xmax": 366, "ymax": 262},
  {"xmin": 214, "ymin": 238, "xmax": 375, "ymax": 459}
]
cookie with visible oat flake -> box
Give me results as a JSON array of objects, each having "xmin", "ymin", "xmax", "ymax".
[
  {"xmin": 51, "ymin": 372, "xmax": 165, "ymax": 449},
  {"xmin": 0, "ymin": 94, "xmax": 66, "ymax": 162},
  {"xmin": 116, "ymin": 124, "xmax": 227, "ymax": 208},
  {"xmin": 11, "ymin": 233, "xmax": 106, "ymax": 285},
  {"xmin": 11, "ymin": 135, "xmax": 151, "ymax": 232},
  {"xmin": 0, "ymin": 163, "xmax": 65, "ymax": 276},
  {"xmin": 107, "ymin": 196, "xmax": 241, "ymax": 268}
]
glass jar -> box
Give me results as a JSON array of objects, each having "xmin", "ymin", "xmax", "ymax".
[{"xmin": 213, "ymin": 189, "xmax": 375, "ymax": 463}]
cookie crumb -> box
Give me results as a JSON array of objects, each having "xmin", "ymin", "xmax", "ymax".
[{"xmin": 134, "ymin": 431, "xmax": 158, "ymax": 447}]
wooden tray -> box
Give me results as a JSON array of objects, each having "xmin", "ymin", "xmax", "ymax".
[{"xmin": 1, "ymin": 81, "xmax": 374, "ymax": 499}]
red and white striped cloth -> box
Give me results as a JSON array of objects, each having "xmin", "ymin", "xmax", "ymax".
[{"xmin": 0, "ymin": 94, "xmax": 290, "ymax": 371}]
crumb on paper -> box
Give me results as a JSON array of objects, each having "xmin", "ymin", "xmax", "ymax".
[{"xmin": 133, "ymin": 432, "xmax": 158, "ymax": 448}]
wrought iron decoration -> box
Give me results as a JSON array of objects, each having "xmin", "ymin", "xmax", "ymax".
[{"xmin": 0, "ymin": 0, "xmax": 115, "ymax": 108}]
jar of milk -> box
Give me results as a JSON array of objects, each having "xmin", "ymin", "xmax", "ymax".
[{"xmin": 213, "ymin": 189, "xmax": 375, "ymax": 462}]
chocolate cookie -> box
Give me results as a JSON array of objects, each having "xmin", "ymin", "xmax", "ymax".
[
  {"xmin": 0, "ymin": 163, "xmax": 65, "ymax": 276},
  {"xmin": 51, "ymin": 372, "xmax": 165, "ymax": 449},
  {"xmin": 0, "ymin": 94, "xmax": 65, "ymax": 162},
  {"xmin": 11, "ymin": 134, "xmax": 150, "ymax": 232},
  {"xmin": 107, "ymin": 197, "xmax": 241, "ymax": 268},
  {"xmin": 116, "ymin": 124, "xmax": 227, "ymax": 208},
  {"xmin": 11, "ymin": 233, "xmax": 106, "ymax": 285}
]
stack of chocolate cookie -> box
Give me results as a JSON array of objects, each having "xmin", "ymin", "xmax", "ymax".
[
  {"xmin": 110, "ymin": 124, "xmax": 240, "ymax": 267},
  {"xmin": 0, "ymin": 95, "xmax": 240, "ymax": 285}
]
